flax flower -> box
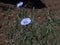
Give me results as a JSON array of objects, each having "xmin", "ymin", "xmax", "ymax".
[{"xmin": 20, "ymin": 18, "xmax": 31, "ymax": 25}]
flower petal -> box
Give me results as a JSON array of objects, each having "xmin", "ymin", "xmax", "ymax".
[{"xmin": 16, "ymin": 1, "xmax": 23, "ymax": 8}]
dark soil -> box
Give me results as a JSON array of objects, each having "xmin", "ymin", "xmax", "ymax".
[{"xmin": 0, "ymin": 0, "xmax": 60, "ymax": 45}]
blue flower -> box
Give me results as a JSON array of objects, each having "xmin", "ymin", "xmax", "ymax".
[
  {"xmin": 16, "ymin": 1, "xmax": 23, "ymax": 8},
  {"xmin": 20, "ymin": 18, "xmax": 31, "ymax": 25}
]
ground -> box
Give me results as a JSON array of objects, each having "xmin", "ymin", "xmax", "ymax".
[{"xmin": 0, "ymin": 0, "xmax": 60, "ymax": 45}]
